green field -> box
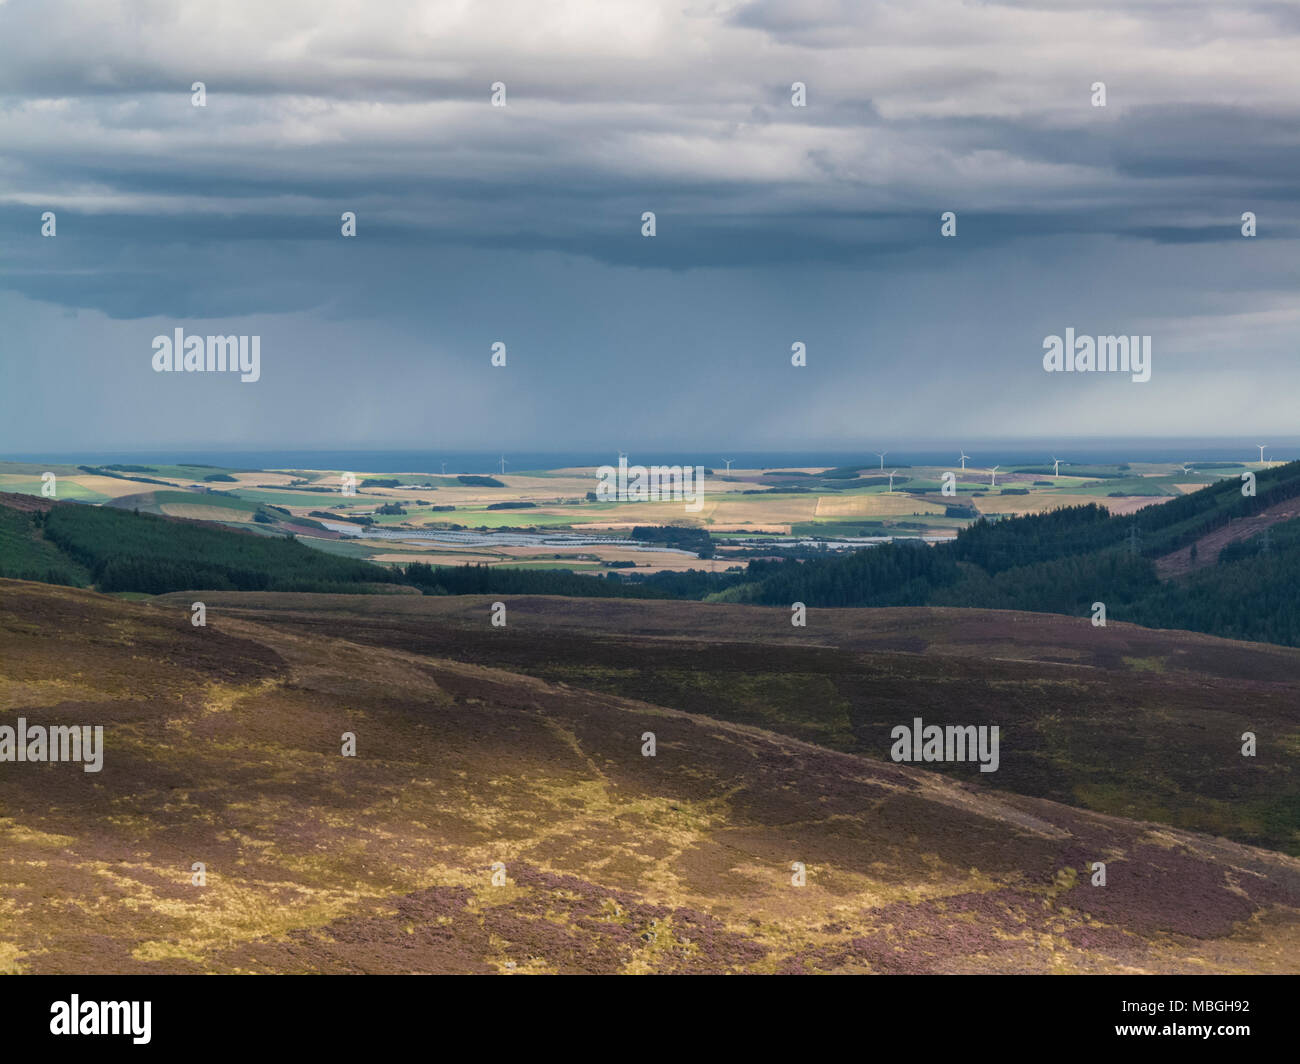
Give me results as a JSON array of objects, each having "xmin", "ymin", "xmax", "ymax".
[
  {"xmin": 0, "ymin": 462, "xmax": 86, "ymax": 476},
  {"xmin": 371, "ymin": 509, "xmax": 583, "ymax": 529},
  {"xmin": 159, "ymin": 489, "xmax": 263, "ymax": 508},
  {"xmin": 229, "ymin": 488, "xmax": 367, "ymax": 508},
  {"xmin": 144, "ymin": 463, "xmax": 258, "ymax": 479},
  {"xmin": 293, "ymin": 536, "xmax": 387, "ymax": 559},
  {"xmin": 2, "ymin": 478, "xmax": 111, "ymax": 503}
]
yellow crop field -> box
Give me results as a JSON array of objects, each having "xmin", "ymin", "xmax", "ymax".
[
  {"xmin": 814, "ymin": 494, "xmax": 944, "ymax": 517},
  {"xmin": 972, "ymin": 493, "xmax": 1099, "ymax": 516},
  {"xmin": 159, "ymin": 504, "xmax": 254, "ymax": 522},
  {"xmin": 0, "ymin": 474, "xmax": 152, "ymax": 500}
]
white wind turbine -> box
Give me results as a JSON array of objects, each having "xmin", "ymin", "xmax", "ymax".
[
  {"xmin": 498, "ymin": 455, "xmax": 508, "ymax": 475},
  {"xmin": 1257, "ymin": 444, "xmax": 1268, "ymax": 465},
  {"xmin": 1051, "ymin": 456, "xmax": 1063, "ymax": 476},
  {"xmin": 722, "ymin": 458, "xmax": 734, "ymax": 473},
  {"xmin": 1181, "ymin": 464, "xmax": 1195, "ymax": 475},
  {"xmin": 959, "ymin": 451, "xmax": 970, "ymax": 472},
  {"xmin": 887, "ymin": 470, "xmax": 898, "ymax": 493},
  {"xmin": 874, "ymin": 451, "xmax": 888, "ymax": 470},
  {"xmin": 989, "ymin": 465, "xmax": 1000, "ymax": 488}
]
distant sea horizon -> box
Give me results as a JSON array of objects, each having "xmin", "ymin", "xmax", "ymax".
[{"xmin": 5, "ymin": 439, "xmax": 1297, "ymax": 475}]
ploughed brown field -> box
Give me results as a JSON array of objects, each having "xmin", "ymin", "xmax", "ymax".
[{"xmin": 2, "ymin": 579, "xmax": 1298, "ymax": 974}]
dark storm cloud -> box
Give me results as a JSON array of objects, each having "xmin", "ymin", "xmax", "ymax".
[{"xmin": 1, "ymin": 0, "xmax": 1298, "ymax": 449}]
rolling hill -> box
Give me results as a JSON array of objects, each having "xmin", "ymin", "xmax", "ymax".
[
  {"xmin": 148, "ymin": 590, "xmax": 1300, "ymax": 856},
  {"xmin": 2, "ymin": 579, "xmax": 1298, "ymax": 974}
]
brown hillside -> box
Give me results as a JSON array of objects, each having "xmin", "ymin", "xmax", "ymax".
[{"xmin": 2, "ymin": 580, "xmax": 1298, "ymax": 974}]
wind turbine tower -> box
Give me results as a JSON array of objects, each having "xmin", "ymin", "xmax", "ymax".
[
  {"xmin": 1258, "ymin": 444, "xmax": 1268, "ymax": 465},
  {"xmin": 989, "ymin": 465, "xmax": 1000, "ymax": 488},
  {"xmin": 874, "ymin": 451, "xmax": 888, "ymax": 470},
  {"xmin": 959, "ymin": 451, "xmax": 970, "ymax": 472}
]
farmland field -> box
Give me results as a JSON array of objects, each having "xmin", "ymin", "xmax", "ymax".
[{"xmin": 0, "ymin": 456, "xmax": 1271, "ymax": 576}]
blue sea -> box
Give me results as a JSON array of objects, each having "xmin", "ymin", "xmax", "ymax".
[{"xmin": 6, "ymin": 439, "xmax": 1297, "ymax": 474}]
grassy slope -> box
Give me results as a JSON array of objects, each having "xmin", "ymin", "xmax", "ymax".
[
  {"xmin": 0, "ymin": 505, "xmax": 91, "ymax": 585},
  {"xmin": 153, "ymin": 592, "xmax": 1300, "ymax": 856},
  {"xmin": 0, "ymin": 494, "xmax": 396, "ymax": 594},
  {"xmin": 1, "ymin": 579, "xmax": 1297, "ymax": 974}
]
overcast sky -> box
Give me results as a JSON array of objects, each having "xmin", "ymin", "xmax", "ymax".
[{"xmin": 1, "ymin": 0, "xmax": 1298, "ymax": 453}]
